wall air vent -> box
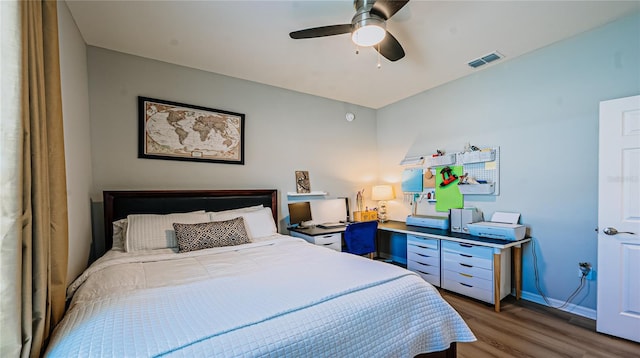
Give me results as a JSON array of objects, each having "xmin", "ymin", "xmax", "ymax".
[{"xmin": 467, "ymin": 51, "xmax": 504, "ymax": 69}]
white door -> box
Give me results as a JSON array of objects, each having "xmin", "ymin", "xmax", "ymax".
[{"xmin": 597, "ymin": 95, "xmax": 640, "ymax": 342}]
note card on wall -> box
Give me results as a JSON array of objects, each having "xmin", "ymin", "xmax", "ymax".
[{"xmin": 401, "ymin": 168, "xmax": 423, "ymax": 192}]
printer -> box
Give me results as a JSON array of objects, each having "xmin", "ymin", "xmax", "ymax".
[
  {"xmin": 467, "ymin": 211, "xmax": 526, "ymax": 241},
  {"xmin": 406, "ymin": 215, "xmax": 449, "ymax": 230}
]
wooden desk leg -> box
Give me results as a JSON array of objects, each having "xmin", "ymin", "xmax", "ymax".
[
  {"xmin": 514, "ymin": 245, "xmax": 522, "ymax": 300},
  {"xmin": 494, "ymin": 253, "xmax": 501, "ymax": 312}
]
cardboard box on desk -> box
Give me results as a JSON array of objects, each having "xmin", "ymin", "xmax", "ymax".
[{"xmin": 353, "ymin": 211, "xmax": 377, "ymax": 222}]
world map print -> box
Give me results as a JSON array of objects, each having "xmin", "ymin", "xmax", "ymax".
[{"xmin": 142, "ymin": 99, "xmax": 243, "ymax": 163}]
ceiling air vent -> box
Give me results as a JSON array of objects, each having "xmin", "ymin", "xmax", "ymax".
[{"xmin": 468, "ymin": 51, "xmax": 504, "ymax": 69}]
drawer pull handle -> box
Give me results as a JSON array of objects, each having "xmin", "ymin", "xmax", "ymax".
[
  {"xmin": 417, "ymin": 270, "xmax": 431, "ymax": 275},
  {"xmin": 459, "ymin": 254, "xmax": 473, "ymax": 258},
  {"xmin": 460, "ymin": 263, "xmax": 473, "ymax": 268},
  {"xmin": 323, "ymin": 243, "xmax": 333, "ymax": 246},
  {"xmin": 459, "ymin": 273, "xmax": 473, "ymax": 278},
  {"xmin": 460, "ymin": 283, "xmax": 473, "ymax": 288},
  {"xmin": 322, "ymin": 235, "xmax": 333, "ymax": 238},
  {"xmin": 416, "ymin": 253, "xmax": 431, "ymax": 258},
  {"xmin": 459, "ymin": 244, "xmax": 473, "ymax": 248},
  {"xmin": 417, "ymin": 262, "xmax": 431, "ymax": 267},
  {"xmin": 410, "ymin": 245, "xmax": 434, "ymax": 250}
]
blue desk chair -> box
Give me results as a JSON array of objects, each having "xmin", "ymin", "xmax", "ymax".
[{"xmin": 343, "ymin": 221, "xmax": 378, "ymax": 259}]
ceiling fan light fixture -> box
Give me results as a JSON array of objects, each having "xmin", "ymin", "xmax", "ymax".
[
  {"xmin": 289, "ymin": 0, "xmax": 408, "ymax": 62},
  {"xmin": 351, "ymin": 16, "xmax": 386, "ymax": 47}
]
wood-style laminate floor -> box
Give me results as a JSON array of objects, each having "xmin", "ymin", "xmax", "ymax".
[{"xmin": 439, "ymin": 290, "xmax": 640, "ymax": 358}]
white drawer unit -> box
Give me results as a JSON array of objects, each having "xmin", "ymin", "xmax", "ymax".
[
  {"xmin": 441, "ymin": 241, "xmax": 510, "ymax": 304},
  {"xmin": 290, "ymin": 231, "xmax": 341, "ymax": 252},
  {"xmin": 407, "ymin": 234, "xmax": 440, "ymax": 287},
  {"xmin": 378, "ymin": 220, "xmax": 530, "ymax": 312}
]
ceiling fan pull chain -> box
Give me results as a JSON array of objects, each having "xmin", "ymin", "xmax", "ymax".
[
  {"xmin": 377, "ymin": 44, "xmax": 382, "ymax": 69},
  {"xmin": 355, "ymin": 44, "xmax": 359, "ymax": 55}
]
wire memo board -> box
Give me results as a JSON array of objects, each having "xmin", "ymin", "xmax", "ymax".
[
  {"xmin": 457, "ymin": 146, "xmax": 500, "ymax": 196},
  {"xmin": 421, "ymin": 146, "xmax": 500, "ymax": 196}
]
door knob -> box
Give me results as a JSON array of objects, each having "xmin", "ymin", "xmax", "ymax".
[{"xmin": 603, "ymin": 227, "xmax": 636, "ymax": 235}]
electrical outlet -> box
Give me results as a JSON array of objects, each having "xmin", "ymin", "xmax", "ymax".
[
  {"xmin": 578, "ymin": 262, "xmax": 595, "ymax": 280},
  {"xmin": 578, "ymin": 268, "xmax": 596, "ymax": 280}
]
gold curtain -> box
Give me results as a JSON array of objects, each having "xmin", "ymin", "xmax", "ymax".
[{"xmin": 0, "ymin": 0, "xmax": 70, "ymax": 356}]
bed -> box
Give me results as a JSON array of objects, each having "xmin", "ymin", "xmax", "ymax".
[{"xmin": 45, "ymin": 189, "xmax": 475, "ymax": 357}]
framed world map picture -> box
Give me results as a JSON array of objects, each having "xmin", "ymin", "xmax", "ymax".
[{"xmin": 138, "ymin": 96, "xmax": 245, "ymax": 165}]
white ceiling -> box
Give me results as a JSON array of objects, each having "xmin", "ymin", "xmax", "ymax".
[{"xmin": 65, "ymin": 0, "xmax": 639, "ymax": 109}]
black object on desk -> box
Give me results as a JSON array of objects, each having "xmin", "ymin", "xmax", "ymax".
[
  {"xmin": 317, "ymin": 222, "xmax": 345, "ymax": 229},
  {"xmin": 289, "ymin": 225, "xmax": 346, "ymax": 236}
]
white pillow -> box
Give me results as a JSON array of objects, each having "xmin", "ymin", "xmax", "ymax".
[
  {"xmin": 208, "ymin": 204, "xmax": 264, "ymax": 220},
  {"xmin": 213, "ymin": 207, "xmax": 277, "ymax": 239},
  {"xmin": 125, "ymin": 212, "xmax": 211, "ymax": 252},
  {"xmin": 111, "ymin": 210, "xmax": 206, "ymax": 251}
]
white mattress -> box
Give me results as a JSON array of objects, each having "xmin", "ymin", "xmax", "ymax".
[{"xmin": 46, "ymin": 235, "xmax": 475, "ymax": 357}]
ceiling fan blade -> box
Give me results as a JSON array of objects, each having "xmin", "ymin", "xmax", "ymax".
[
  {"xmin": 370, "ymin": 0, "xmax": 409, "ymax": 20},
  {"xmin": 289, "ymin": 24, "xmax": 352, "ymax": 39},
  {"xmin": 375, "ymin": 31, "xmax": 405, "ymax": 61}
]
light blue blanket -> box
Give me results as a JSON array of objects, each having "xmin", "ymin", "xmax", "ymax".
[{"xmin": 46, "ymin": 236, "xmax": 475, "ymax": 357}]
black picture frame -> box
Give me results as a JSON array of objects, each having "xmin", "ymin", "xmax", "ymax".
[{"xmin": 138, "ymin": 96, "xmax": 245, "ymax": 165}]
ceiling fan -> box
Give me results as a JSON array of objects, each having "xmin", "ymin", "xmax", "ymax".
[{"xmin": 289, "ymin": 0, "xmax": 409, "ymax": 62}]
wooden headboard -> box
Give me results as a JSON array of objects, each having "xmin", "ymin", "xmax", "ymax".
[{"xmin": 103, "ymin": 189, "xmax": 278, "ymax": 249}]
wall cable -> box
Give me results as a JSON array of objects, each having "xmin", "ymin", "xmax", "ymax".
[{"xmin": 531, "ymin": 238, "xmax": 587, "ymax": 309}]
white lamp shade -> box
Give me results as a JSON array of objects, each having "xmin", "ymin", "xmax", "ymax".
[{"xmin": 371, "ymin": 185, "xmax": 395, "ymax": 201}]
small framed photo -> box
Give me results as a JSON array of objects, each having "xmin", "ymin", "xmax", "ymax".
[
  {"xmin": 138, "ymin": 96, "xmax": 245, "ymax": 164},
  {"xmin": 295, "ymin": 171, "xmax": 311, "ymax": 193}
]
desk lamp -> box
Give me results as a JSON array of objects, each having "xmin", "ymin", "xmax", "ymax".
[{"xmin": 371, "ymin": 185, "xmax": 395, "ymax": 223}]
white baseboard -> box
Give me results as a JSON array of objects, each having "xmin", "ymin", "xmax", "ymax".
[{"xmin": 520, "ymin": 290, "xmax": 596, "ymax": 320}]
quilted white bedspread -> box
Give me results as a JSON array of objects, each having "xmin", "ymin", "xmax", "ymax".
[{"xmin": 46, "ymin": 235, "xmax": 475, "ymax": 357}]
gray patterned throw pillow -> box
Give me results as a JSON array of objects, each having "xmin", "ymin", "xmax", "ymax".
[{"xmin": 173, "ymin": 217, "xmax": 250, "ymax": 253}]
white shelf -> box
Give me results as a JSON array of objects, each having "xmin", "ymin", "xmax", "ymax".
[
  {"xmin": 400, "ymin": 155, "xmax": 425, "ymax": 166},
  {"xmin": 287, "ymin": 191, "xmax": 328, "ymax": 197},
  {"xmin": 426, "ymin": 153, "xmax": 456, "ymax": 167},
  {"xmin": 460, "ymin": 149, "xmax": 496, "ymax": 164},
  {"xmin": 457, "ymin": 183, "xmax": 495, "ymax": 195},
  {"xmin": 423, "ymin": 188, "xmax": 437, "ymax": 202}
]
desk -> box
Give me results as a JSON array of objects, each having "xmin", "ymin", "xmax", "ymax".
[
  {"xmin": 289, "ymin": 221, "xmax": 531, "ymax": 312},
  {"xmin": 288, "ymin": 225, "xmax": 346, "ymax": 236},
  {"xmin": 288, "ymin": 226, "xmax": 345, "ymax": 251},
  {"xmin": 379, "ymin": 221, "xmax": 530, "ymax": 312}
]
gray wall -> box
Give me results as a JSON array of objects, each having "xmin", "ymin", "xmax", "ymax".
[
  {"xmin": 86, "ymin": 46, "xmax": 378, "ymax": 250},
  {"xmin": 377, "ymin": 12, "xmax": 640, "ymax": 314}
]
